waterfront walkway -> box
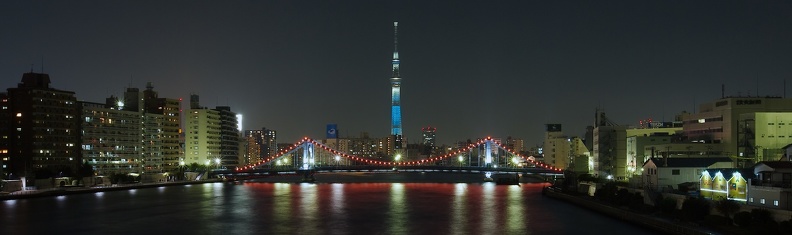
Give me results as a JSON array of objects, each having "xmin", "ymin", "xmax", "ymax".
[{"xmin": 0, "ymin": 179, "xmax": 222, "ymax": 200}]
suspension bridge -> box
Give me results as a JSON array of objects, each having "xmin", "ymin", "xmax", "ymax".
[{"xmin": 213, "ymin": 137, "xmax": 564, "ymax": 182}]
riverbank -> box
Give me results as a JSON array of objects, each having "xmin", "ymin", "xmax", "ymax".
[
  {"xmin": 0, "ymin": 179, "xmax": 222, "ymax": 200},
  {"xmin": 543, "ymin": 187, "xmax": 715, "ymax": 235}
]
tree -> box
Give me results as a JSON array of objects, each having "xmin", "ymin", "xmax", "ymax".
[
  {"xmin": 73, "ymin": 161, "xmax": 95, "ymax": 186},
  {"xmin": 681, "ymin": 197, "xmax": 710, "ymax": 222},
  {"xmin": 751, "ymin": 208, "xmax": 774, "ymax": 224},
  {"xmin": 733, "ymin": 211, "xmax": 752, "ymax": 227},
  {"xmin": 659, "ymin": 198, "xmax": 677, "ymax": 215},
  {"xmin": 714, "ymin": 199, "xmax": 740, "ymax": 220}
]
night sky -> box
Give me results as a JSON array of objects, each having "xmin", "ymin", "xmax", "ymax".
[{"xmin": 2, "ymin": 1, "xmax": 792, "ymax": 146}]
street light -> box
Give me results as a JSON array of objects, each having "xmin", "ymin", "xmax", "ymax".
[
  {"xmin": 214, "ymin": 158, "xmax": 221, "ymax": 169},
  {"xmin": 458, "ymin": 156, "xmax": 464, "ymax": 167},
  {"xmin": 395, "ymin": 154, "xmax": 401, "ymax": 161},
  {"xmin": 335, "ymin": 155, "xmax": 340, "ymax": 167}
]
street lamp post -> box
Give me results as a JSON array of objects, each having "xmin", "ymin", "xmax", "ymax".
[{"xmin": 458, "ymin": 156, "xmax": 464, "ymax": 168}]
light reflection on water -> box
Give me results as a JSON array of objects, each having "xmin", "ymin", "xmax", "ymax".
[
  {"xmin": 1, "ymin": 182, "xmax": 659, "ymax": 235},
  {"xmin": 450, "ymin": 183, "xmax": 467, "ymax": 235},
  {"xmin": 507, "ymin": 184, "xmax": 526, "ymax": 234},
  {"xmin": 389, "ymin": 183, "xmax": 407, "ymax": 235}
]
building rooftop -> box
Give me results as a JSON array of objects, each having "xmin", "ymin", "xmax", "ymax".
[
  {"xmin": 754, "ymin": 161, "xmax": 792, "ymax": 169},
  {"xmin": 646, "ymin": 157, "xmax": 732, "ymax": 168}
]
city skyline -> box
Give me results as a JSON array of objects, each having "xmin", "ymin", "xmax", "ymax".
[{"xmin": 2, "ymin": 1, "xmax": 792, "ymax": 145}]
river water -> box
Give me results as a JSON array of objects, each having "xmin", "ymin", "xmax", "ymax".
[{"xmin": 1, "ymin": 174, "xmax": 658, "ymax": 235}]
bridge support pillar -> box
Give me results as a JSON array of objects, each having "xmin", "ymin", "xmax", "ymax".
[{"xmin": 300, "ymin": 170, "xmax": 316, "ymax": 182}]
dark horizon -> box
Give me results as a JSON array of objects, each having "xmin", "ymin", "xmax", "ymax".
[{"xmin": 2, "ymin": 1, "xmax": 792, "ymax": 145}]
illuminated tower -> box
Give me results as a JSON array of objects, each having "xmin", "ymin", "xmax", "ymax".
[{"xmin": 390, "ymin": 21, "xmax": 404, "ymax": 155}]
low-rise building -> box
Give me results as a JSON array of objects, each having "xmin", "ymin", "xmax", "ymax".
[
  {"xmin": 642, "ymin": 157, "xmax": 732, "ymax": 191},
  {"xmin": 748, "ymin": 161, "xmax": 792, "ymax": 210}
]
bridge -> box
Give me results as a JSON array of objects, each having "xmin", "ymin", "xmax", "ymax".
[{"xmin": 213, "ymin": 137, "xmax": 563, "ymax": 181}]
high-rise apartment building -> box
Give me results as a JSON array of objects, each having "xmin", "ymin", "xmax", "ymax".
[
  {"xmin": 184, "ymin": 106, "xmax": 221, "ymax": 167},
  {"xmin": 543, "ymin": 124, "xmax": 570, "ymax": 169},
  {"xmin": 215, "ymin": 106, "xmax": 240, "ymax": 168},
  {"xmin": 80, "ymin": 101, "xmax": 145, "ymax": 175},
  {"xmin": 184, "ymin": 96, "xmax": 240, "ymax": 169},
  {"xmin": 1, "ymin": 72, "xmax": 80, "ymax": 180},
  {"xmin": 245, "ymin": 128, "xmax": 277, "ymax": 161}
]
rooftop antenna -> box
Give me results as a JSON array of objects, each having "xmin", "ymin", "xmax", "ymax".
[{"xmin": 30, "ymin": 64, "xmax": 34, "ymax": 73}]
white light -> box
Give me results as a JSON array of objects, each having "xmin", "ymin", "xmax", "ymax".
[
  {"xmin": 395, "ymin": 154, "xmax": 401, "ymax": 161},
  {"xmin": 236, "ymin": 114, "xmax": 243, "ymax": 132},
  {"xmin": 458, "ymin": 156, "xmax": 464, "ymax": 162},
  {"xmin": 485, "ymin": 172, "xmax": 492, "ymax": 179},
  {"xmin": 335, "ymin": 155, "xmax": 340, "ymax": 161},
  {"xmin": 698, "ymin": 119, "xmax": 705, "ymax": 124},
  {"xmin": 511, "ymin": 157, "xmax": 519, "ymax": 164},
  {"xmin": 215, "ymin": 158, "xmax": 221, "ymax": 164},
  {"xmin": 607, "ymin": 175, "xmax": 613, "ymax": 180}
]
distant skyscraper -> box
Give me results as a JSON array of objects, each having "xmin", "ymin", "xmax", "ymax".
[
  {"xmin": 390, "ymin": 21, "xmax": 404, "ymax": 156},
  {"xmin": 245, "ymin": 128, "xmax": 277, "ymax": 161},
  {"xmin": 422, "ymin": 126, "xmax": 436, "ymax": 147}
]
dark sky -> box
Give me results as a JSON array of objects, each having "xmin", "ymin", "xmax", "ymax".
[{"xmin": 2, "ymin": 1, "xmax": 792, "ymax": 146}]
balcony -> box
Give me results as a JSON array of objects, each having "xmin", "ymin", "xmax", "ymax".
[{"xmin": 750, "ymin": 179, "xmax": 792, "ymax": 189}]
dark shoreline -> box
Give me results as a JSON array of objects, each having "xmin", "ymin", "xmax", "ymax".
[{"xmin": 543, "ymin": 188, "xmax": 714, "ymax": 235}]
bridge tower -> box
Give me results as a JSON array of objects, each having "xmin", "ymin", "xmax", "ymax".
[
  {"xmin": 301, "ymin": 140, "xmax": 315, "ymax": 170},
  {"xmin": 485, "ymin": 139, "xmax": 493, "ymax": 166}
]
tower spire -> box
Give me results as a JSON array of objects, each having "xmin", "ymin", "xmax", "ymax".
[{"xmin": 392, "ymin": 22, "xmax": 400, "ymax": 78}]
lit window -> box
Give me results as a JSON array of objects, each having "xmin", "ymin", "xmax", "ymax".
[
  {"xmin": 698, "ymin": 119, "xmax": 705, "ymax": 123},
  {"xmin": 16, "ymin": 113, "xmax": 22, "ymax": 117},
  {"xmin": 761, "ymin": 199, "xmax": 766, "ymax": 204},
  {"xmin": 775, "ymin": 200, "xmax": 779, "ymax": 206},
  {"xmin": 750, "ymin": 198, "xmax": 754, "ymax": 203}
]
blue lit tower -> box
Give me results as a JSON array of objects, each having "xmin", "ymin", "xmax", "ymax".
[{"xmin": 390, "ymin": 21, "xmax": 404, "ymax": 155}]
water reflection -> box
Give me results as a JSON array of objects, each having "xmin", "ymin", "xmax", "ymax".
[
  {"xmin": 272, "ymin": 183, "xmax": 292, "ymax": 234},
  {"xmin": 507, "ymin": 185, "xmax": 525, "ymax": 233},
  {"xmin": 0, "ymin": 182, "xmax": 658, "ymax": 235},
  {"xmin": 329, "ymin": 183, "xmax": 347, "ymax": 234},
  {"xmin": 389, "ymin": 183, "xmax": 407, "ymax": 235},
  {"xmin": 299, "ymin": 183, "xmax": 319, "ymax": 233},
  {"xmin": 450, "ymin": 183, "xmax": 467, "ymax": 235},
  {"xmin": 480, "ymin": 182, "xmax": 496, "ymax": 234}
]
